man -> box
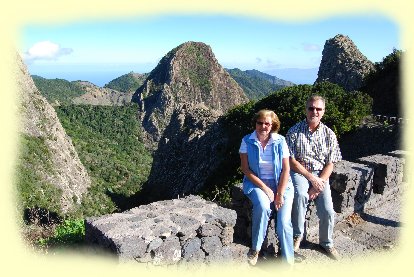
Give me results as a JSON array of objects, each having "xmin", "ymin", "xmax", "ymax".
[{"xmin": 286, "ymin": 95, "xmax": 342, "ymax": 260}]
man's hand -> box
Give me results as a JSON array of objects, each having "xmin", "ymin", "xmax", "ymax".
[
  {"xmin": 308, "ymin": 186, "xmax": 320, "ymax": 200},
  {"xmin": 308, "ymin": 174, "xmax": 326, "ymax": 192}
]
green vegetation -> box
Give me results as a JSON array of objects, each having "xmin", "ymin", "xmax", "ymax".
[
  {"xmin": 361, "ymin": 48, "xmax": 402, "ymax": 117},
  {"xmin": 104, "ymin": 71, "xmax": 148, "ymax": 92},
  {"xmin": 38, "ymin": 218, "xmax": 85, "ymax": 247},
  {"xmin": 32, "ymin": 76, "xmax": 87, "ymax": 105},
  {"xmin": 184, "ymin": 44, "xmax": 212, "ymax": 93},
  {"xmin": 227, "ymin": 68, "xmax": 293, "ymax": 100},
  {"xmin": 201, "ymin": 81, "xmax": 372, "ymax": 205},
  {"xmin": 15, "ymin": 134, "xmax": 63, "ymax": 218},
  {"xmin": 55, "ymin": 103, "xmax": 152, "ymax": 216}
]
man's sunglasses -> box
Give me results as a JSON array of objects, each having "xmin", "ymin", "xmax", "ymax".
[{"xmin": 307, "ymin": 107, "xmax": 324, "ymax": 112}]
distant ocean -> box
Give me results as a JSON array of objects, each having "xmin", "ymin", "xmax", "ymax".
[
  {"xmin": 29, "ymin": 67, "xmax": 318, "ymax": 87},
  {"xmin": 27, "ymin": 62, "xmax": 156, "ymax": 87},
  {"xmin": 30, "ymin": 71, "xmax": 129, "ymax": 87},
  {"xmin": 267, "ymin": 68, "xmax": 318, "ymax": 85}
]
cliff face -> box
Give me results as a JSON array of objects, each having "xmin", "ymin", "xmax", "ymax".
[
  {"xmin": 15, "ymin": 53, "xmax": 91, "ymax": 214},
  {"xmin": 134, "ymin": 42, "xmax": 248, "ymax": 201},
  {"xmin": 316, "ymin": 34, "xmax": 375, "ymax": 91},
  {"xmin": 132, "ymin": 41, "xmax": 248, "ymax": 147}
]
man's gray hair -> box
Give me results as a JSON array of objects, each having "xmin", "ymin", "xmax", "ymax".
[{"xmin": 306, "ymin": 95, "xmax": 326, "ymax": 107}]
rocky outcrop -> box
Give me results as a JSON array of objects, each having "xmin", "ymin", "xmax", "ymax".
[
  {"xmin": 141, "ymin": 105, "xmax": 229, "ymax": 201},
  {"xmin": 132, "ymin": 41, "xmax": 248, "ymax": 146},
  {"xmin": 134, "ymin": 42, "xmax": 248, "ymax": 201},
  {"xmin": 15, "ymin": 53, "xmax": 91, "ymax": 213},
  {"xmin": 72, "ymin": 81, "xmax": 132, "ymax": 106},
  {"xmin": 316, "ymin": 34, "xmax": 375, "ymax": 91}
]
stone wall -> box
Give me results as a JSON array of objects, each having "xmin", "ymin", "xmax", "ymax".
[
  {"xmin": 84, "ymin": 151, "xmax": 405, "ymax": 265},
  {"xmin": 85, "ymin": 195, "xmax": 248, "ymax": 265}
]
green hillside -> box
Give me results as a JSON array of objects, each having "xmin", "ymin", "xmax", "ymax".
[
  {"xmin": 226, "ymin": 68, "xmax": 294, "ymax": 100},
  {"xmin": 104, "ymin": 71, "xmax": 148, "ymax": 93},
  {"xmin": 55, "ymin": 103, "xmax": 152, "ymax": 216},
  {"xmin": 32, "ymin": 75, "xmax": 87, "ymax": 105}
]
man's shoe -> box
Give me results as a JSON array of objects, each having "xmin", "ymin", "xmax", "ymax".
[
  {"xmin": 322, "ymin": 246, "xmax": 340, "ymax": 260},
  {"xmin": 247, "ymin": 249, "xmax": 259, "ymax": 266},
  {"xmin": 293, "ymin": 236, "xmax": 302, "ymax": 252}
]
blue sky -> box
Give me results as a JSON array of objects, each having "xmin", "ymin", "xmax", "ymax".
[{"xmin": 19, "ymin": 14, "xmax": 399, "ymax": 86}]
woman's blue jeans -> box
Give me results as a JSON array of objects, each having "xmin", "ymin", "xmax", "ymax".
[
  {"xmin": 290, "ymin": 171, "xmax": 336, "ymax": 248},
  {"xmin": 245, "ymin": 179, "xmax": 294, "ymax": 264}
]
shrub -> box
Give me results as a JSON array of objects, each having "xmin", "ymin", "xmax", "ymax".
[{"xmin": 38, "ymin": 218, "xmax": 85, "ymax": 247}]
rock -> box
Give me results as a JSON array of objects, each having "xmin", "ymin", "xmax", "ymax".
[
  {"xmin": 84, "ymin": 195, "xmax": 239, "ymax": 265},
  {"xmin": 15, "ymin": 52, "xmax": 91, "ymax": 215},
  {"xmin": 136, "ymin": 42, "xmax": 248, "ymax": 202},
  {"xmin": 316, "ymin": 34, "xmax": 375, "ymax": 91},
  {"xmin": 330, "ymin": 160, "xmax": 375, "ymax": 213},
  {"xmin": 132, "ymin": 41, "xmax": 248, "ymax": 146},
  {"xmin": 72, "ymin": 81, "xmax": 132, "ymax": 106},
  {"xmin": 357, "ymin": 154, "xmax": 404, "ymax": 194}
]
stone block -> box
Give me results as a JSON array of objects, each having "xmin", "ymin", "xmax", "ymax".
[
  {"xmin": 84, "ymin": 195, "xmax": 238, "ymax": 265},
  {"xmin": 330, "ymin": 160, "xmax": 375, "ymax": 213},
  {"xmin": 357, "ymin": 154, "xmax": 404, "ymax": 194},
  {"xmin": 201, "ymin": 236, "xmax": 222, "ymax": 255},
  {"xmin": 388, "ymin": 150, "xmax": 409, "ymax": 182},
  {"xmin": 152, "ymin": 236, "xmax": 181, "ymax": 265}
]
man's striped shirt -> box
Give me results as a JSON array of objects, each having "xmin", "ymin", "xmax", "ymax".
[{"xmin": 286, "ymin": 120, "xmax": 342, "ymax": 171}]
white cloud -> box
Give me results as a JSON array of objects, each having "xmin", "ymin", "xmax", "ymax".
[{"xmin": 23, "ymin": 41, "xmax": 73, "ymax": 62}]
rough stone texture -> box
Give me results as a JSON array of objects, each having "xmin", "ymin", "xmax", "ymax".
[
  {"xmin": 330, "ymin": 160, "xmax": 375, "ymax": 214},
  {"xmin": 84, "ymin": 195, "xmax": 247, "ymax": 265},
  {"xmin": 301, "ymin": 153, "xmax": 404, "ymax": 243},
  {"xmin": 316, "ymin": 34, "xmax": 375, "ymax": 91},
  {"xmin": 72, "ymin": 81, "xmax": 133, "ymax": 106},
  {"xmin": 15, "ymin": 53, "xmax": 91, "ymax": 213},
  {"xmin": 357, "ymin": 154, "xmax": 404, "ymax": 194}
]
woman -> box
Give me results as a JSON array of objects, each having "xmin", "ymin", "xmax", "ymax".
[{"xmin": 239, "ymin": 109, "xmax": 294, "ymax": 265}]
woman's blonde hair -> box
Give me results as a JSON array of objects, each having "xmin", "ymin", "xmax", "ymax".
[{"xmin": 252, "ymin": 109, "xmax": 280, "ymax": 133}]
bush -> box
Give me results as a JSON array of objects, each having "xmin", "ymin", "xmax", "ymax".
[
  {"xmin": 38, "ymin": 218, "xmax": 85, "ymax": 247},
  {"xmin": 361, "ymin": 48, "xmax": 402, "ymax": 117}
]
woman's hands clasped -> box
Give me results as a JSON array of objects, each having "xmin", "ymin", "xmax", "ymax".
[{"xmin": 274, "ymin": 193, "xmax": 284, "ymax": 211}]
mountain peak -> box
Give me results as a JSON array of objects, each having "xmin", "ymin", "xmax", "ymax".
[
  {"xmin": 132, "ymin": 41, "xmax": 248, "ymax": 145},
  {"xmin": 316, "ymin": 34, "xmax": 375, "ymax": 91}
]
